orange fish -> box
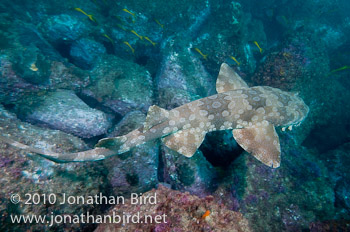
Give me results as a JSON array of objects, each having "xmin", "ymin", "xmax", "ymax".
[{"xmin": 202, "ymin": 210, "xmax": 210, "ymax": 219}]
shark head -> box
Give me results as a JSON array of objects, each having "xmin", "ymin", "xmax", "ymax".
[
  {"xmin": 279, "ymin": 92, "xmax": 309, "ymax": 126},
  {"xmin": 244, "ymin": 86, "xmax": 309, "ymax": 128}
]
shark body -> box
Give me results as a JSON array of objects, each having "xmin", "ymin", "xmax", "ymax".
[{"xmin": 0, "ymin": 63, "xmax": 309, "ymax": 168}]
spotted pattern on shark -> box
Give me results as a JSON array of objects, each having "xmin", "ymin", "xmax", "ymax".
[{"xmin": 0, "ymin": 63, "xmax": 309, "ymax": 168}]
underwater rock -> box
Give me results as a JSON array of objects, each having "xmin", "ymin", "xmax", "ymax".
[
  {"xmin": 0, "ymin": 50, "xmax": 90, "ymax": 107},
  {"xmin": 20, "ymin": 89, "xmax": 111, "ymax": 138},
  {"xmin": 297, "ymin": 50, "xmax": 350, "ymax": 146},
  {"xmin": 314, "ymin": 24, "xmax": 346, "ymax": 50},
  {"xmin": 335, "ymin": 180, "xmax": 350, "ymax": 214},
  {"xmin": 83, "ymin": 55, "xmax": 153, "ymax": 116},
  {"xmin": 309, "ymin": 220, "xmax": 350, "ymax": 232},
  {"xmin": 0, "ymin": 54, "xmax": 41, "ymax": 105},
  {"xmin": 95, "ymin": 184, "xmax": 252, "ymax": 232},
  {"xmin": 40, "ymin": 14, "xmax": 91, "ymax": 43},
  {"xmin": 48, "ymin": 61, "xmax": 91, "ymax": 90},
  {"xmin": 302, "ymin": 74, "xmax": 350, "ymax": 143},
  {"xmin": 70, "ymin": 38, "xmax": 106, "ymax": 70},
  {"xmin": 156, "ymin": 48, "xmax": 215, "ymax": 109},
  {"xmin": 11, "ymin": 45, "xmax": 51, "ymax": 85},
  {"xmin": 158, "ymin": 48, "xmax": 215, "ymax": 96},
  {"xmin": 319, "ymin": 143, "xmax": 350, "ymax": 216},
  {"xmin": 0, "ymin": 105, "xmax": 109, "ymax": 232},
  {"xmin": 160, "ymin": 145, "xmax": 216, "ymax": 197},
  {"xmin": 251, "ymin": 43, "xmax": 307, "ymax": 91},
  {"xmin": 107, "ymin": 110, "xmax": 146, "ymax": 138},
  {"xmin": 104, "ymin": 110, "xmax": 159, "ymax": 195},
  {"xmin": 225, "ymin": 136, "xmax": 335, "ymax": 232}
]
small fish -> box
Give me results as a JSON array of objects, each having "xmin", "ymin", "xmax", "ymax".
[
  {"xmin": 74, "ymin": 8, "xmax": 97, "ymax": 23},
  {"xmin": 202, "ymin": 210, "xmax": 210, "ymax": 219},
  {"xmin": 123, "ymin": 9, "xmax": 135, "ymax": 17},
  {"xmin": 144, "ymin": 36, "xmax": 156, "ymax": 46},
  {"xmin": 130, "ymin": 30, "xmax": 143, "ymax": 40},
  {"xmin": 123, "ymin": 41, "xmax": 135, "ymax": 54},
  {"xmin": 229, "ymin": 56, "xmax": 240, "ymax": 66},
  {"xmin": 103, "ymin": 34, "xmax": 114, "ymax": 44},
  {"xmin": 329, "ymin": 65, "xmax": 350, "ymax": 74},
  {"xmin": 30, "ymin": 63, "xmax": 38, "ymax": 72},
  {"xmin": 116, "ymin": 24, "xmax": 126, "ymax": 31},
  {"xmin": 154, "ymin": 19, "xmax": 164, "ymax": 29},
  {"xmin": 253, "ymin": 41, "xmax": 263, "ymax": 54},
  {"xmin": 194, "ymin": 48, "xmax": 208, "ymax": 60}
]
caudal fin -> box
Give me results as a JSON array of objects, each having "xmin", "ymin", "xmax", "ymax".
[{"xmin": 0, "ymin": 135, "xmax": 117, "ymax": 162}]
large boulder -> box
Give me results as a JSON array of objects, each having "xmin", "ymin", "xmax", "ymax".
[
  {"xmin": 160, "ymin": 146, "xmax": 217, "ymax": 197},
  {"xmin": 40, "ymin": 14, "xmax": 92, "ymax": 43},
  {"xmin": 18, "ymin": 89, "xmax": 111, "ymax": 138},
  {"xmin": 0, "ymin": 105, "xmax": 110, "ymax": 232},
  {"xmin": 70, "ymin": 38, "xmax": 106, "ymax": 70},
  {"xmin": 156, "ymin": 48, "xmax": 215, "ymax": 110},
  {"xmin": 83, "ymin": 55, "xmax": 154, "ymax": 116}
]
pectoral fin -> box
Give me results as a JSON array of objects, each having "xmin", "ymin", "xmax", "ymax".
[
  {"xmin": 162, "ymin": 129, "xmax": 205, "ymax": 157},
  {"xmin": 144, "ymin": 105, "xmax": 169, "ymax": 132},
  {"xmin": 216, "ymin": 63, "xmax": 248, "ymax": 93},
  {"xmin": 232, "ymin": 122, "xmax": 281, "ymax": 168}
]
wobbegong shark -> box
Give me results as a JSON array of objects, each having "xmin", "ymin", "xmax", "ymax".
[{"xmin": 0, "ymin": 63, "xmax": 309, "ymax": 168}]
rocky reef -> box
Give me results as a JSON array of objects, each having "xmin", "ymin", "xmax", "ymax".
[
  {"xmin": 0, "ymin": 0, "xmax": 350, "ymax": 231},
  {"xmin": 95, "ymin": 184, "xmax": 252, "ymax": 232}
]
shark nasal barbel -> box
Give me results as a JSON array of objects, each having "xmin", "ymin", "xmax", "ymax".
[{"xmin": 0, "ymin": 63, "xmax": 309, "ymax": 168}]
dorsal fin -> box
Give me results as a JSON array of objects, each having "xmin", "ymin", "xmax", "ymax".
[
  {"xmin": 216, "ymin": 63, "xmax": 248, "ymax": 93},
  {"xmin": 232, "ymin": 122, "xmax": 280, "ymax": 168},
  {"xmin": 144, "ymin": 105, "xmax": 169, "ymax": 132}
]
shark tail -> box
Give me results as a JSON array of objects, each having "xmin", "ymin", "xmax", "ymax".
[{"xmin": 0, "ymin": 135, "xmax": 117, "ymax": 163}]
